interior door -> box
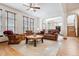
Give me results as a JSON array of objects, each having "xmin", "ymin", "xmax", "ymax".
[{"xmin": 67, "ymin": 26, "xmax": 76, "ymax": 37}]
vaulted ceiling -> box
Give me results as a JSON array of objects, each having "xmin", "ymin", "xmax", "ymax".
[
  {"xmin": 65, "ymin": 3, "xmax": 79, "ymax": 12},
  {"xmin": 1, "ymin": 3, "xmax": 79, "ymax": 19},
  {"xmin": 2, "ymin": 3, "xmax": 64, "ymax": 19}
]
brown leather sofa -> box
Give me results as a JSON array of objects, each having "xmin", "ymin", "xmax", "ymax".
[
  {"xmin": 43, "ymin": 29, "xmax": 59, "ymax": 41},
  {"xmin": 36, "ymin": 30, "xmax": 45, "ymax": 35}
]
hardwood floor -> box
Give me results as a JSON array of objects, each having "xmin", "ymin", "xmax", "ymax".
[
  {"xmin": 0, "ymin": 37, "xmax": 79, "ymax": 56},
  {"xmin": 57, "ymin": 37, "xmax": 79, "ymax": 56},
  {"xmin": 0, "ymin": 43, "xmax": 22, "ymax": 56}
]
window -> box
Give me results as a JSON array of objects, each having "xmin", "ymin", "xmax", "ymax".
[
  {"xmin": 23, "ymin": 16, "xmax": 34, "ymax": 32},
  {"xmin": 28, "ymin": 18, "xmax": 30, "ymax": 30},
  {"xmin": 23, "ymin": 16, "xmax": 28, "ymax": 32},
  {"xmin": 6, "ymin": 11, "xmax": 15, "ymax": 32},
  {"xmin": 67, "ymin": 15, "xmax": 76, "ymax": 26},
  {"xmin": 30, "ymin": 18, "xmax": 34, "ymax": 31},
  {"xmin": 42, "ymin": 20, "xmax": 46, "ymax": 30},
  {"xmin": 0, "ymin": 9, "xmax": 2, "ymax": 35}
]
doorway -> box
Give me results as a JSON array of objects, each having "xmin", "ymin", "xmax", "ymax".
[{"xmin": 67, "ymin": 14, "xmax": 77, "ymax": 37}]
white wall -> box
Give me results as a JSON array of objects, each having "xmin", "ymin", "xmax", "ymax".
[{"xmin": 0, "ymin": 4, "xmax": 39, "ymax": 34}]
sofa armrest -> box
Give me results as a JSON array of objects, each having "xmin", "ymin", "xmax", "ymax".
[{"xmin": 16, "ymin": 34, "xmax": 25, "ymax": 40}]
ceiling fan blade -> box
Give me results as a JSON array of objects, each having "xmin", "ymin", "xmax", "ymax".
[
  {"xmin": 32, "ymin": 7, "xmax": 40, "ymax": 9},
  {"xmin": 23, "ymin": 3, "xmax": 40, "ymax": 11},
  {"xmin": 26, "ymin": 8, "xmax": 30, "ymax": 10}
]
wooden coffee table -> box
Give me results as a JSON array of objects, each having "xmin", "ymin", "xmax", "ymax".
[{"xmin": 25, "ymin": 35, "xmax": 43, "ymax": 47}]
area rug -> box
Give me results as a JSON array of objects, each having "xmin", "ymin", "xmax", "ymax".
[{"xmin": 10, "ymin": 36, "xmax": 63, "ymax": 56}]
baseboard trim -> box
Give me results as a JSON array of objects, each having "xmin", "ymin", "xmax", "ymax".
[{"xmin": 0, "ymin": 40, "xmax": 8, "ymax": 43}]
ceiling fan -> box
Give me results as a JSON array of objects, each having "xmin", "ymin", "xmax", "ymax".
[{"xmin": 23, "ymin": 3, "xmax": 40, "ymax": 12}]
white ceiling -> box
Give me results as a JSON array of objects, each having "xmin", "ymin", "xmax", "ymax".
[
  {"xmin": 65, "ymin": 3, "xmax": 79, "ymax": 12},
  {"xmin": 2, "ymin": 3, "xmax": 79, "ymax": 19},
  {"xmin": 2, "ymin": 3, "xmax": 64, "ymax": 19}
]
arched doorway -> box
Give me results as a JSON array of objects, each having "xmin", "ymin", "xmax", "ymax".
[{"xmin": 67, "ymin": 14, "xmax": 77, "ymax": 37}]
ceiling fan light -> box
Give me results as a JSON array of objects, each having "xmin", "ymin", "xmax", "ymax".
[
  {"xmin": 23, "ymin": 3, "xmax": 40, "ymax": 12},
  {"xmin": 30, "ymin": 8, "xmax": 34, "ymax": 10}
]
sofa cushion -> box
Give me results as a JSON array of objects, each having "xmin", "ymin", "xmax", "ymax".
[
  {"xmin": 3, "ymin": 30, "xmax": 13, "ymax": 35},
  {"xmin": 48, "ymin": 29, "xmax": 59, "ymax": 34}
]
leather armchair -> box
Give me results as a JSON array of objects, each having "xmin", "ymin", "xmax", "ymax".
[{"xmin": 3, "ymin": 30, "xmax": 22, "ymax": 44}]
